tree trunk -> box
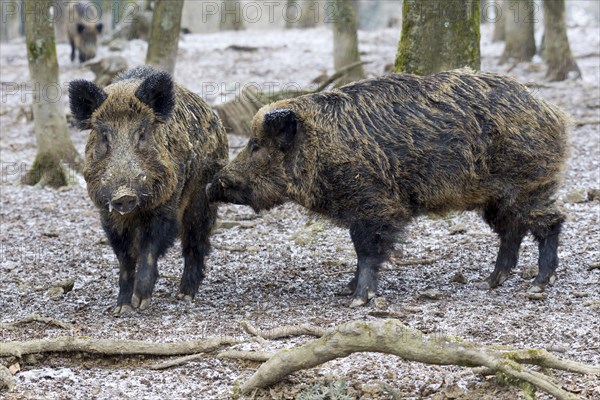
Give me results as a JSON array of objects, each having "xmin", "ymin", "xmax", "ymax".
[
  {"xmin": 395, "ymin": 0, "xmax": 481, "ymax": 76},
  {"xmin": 331, "ymin": 0, "xmax": 365, "ymax": 87},
  {"xmin": 492, "ymin": 0, "xmax": 505, "ymax": 42},
  {"xmin": 499, "ymin": 0, "xmax": 536, "ymax": 64},
  {"xmin": 145, "ymin": 0, "xmax": 184, "ymax": 75},
  {"xmin": 286, "ymin": 0, "xmax": 319, "ymax": 29},
  {"xmin": 542, "ymin": 0, "xmax": 581, "ymax": 81},
  {"xmin": 23, "ymin": 0, "xmax": 82, "ymax": 188},
  {"xmin": 220, "ymin": 0, "xmax": 244, "ymax": 31}
]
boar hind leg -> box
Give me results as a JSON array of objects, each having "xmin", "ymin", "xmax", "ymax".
[
  {"xmin": 479, "ymin": 204, "xmax": 527, "ymax": 290},
  {"xmin": 178, "ymin": 197, "xmax": 216, "ymax": 301},
  {"xmin": 528, "ymin": 209, "xmax": 565, "ymax": 293},
  {"xmin": 132, "ymin": 215, "xmax": 178, "ymax": 310},
  {"xmin": 348, "ymin": 221, "xmax": 396, "ymax": 307}
]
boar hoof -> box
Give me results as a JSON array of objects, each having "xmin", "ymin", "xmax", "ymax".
[
  {"xmin": 113, "ymin": 304, "xmax": 133, "ymax": 317},
  {"xmin": 138, "ymin": 298, "xmax": 151, "ymax": 311},
  {"xmin": 176, "ymin": 293, "xmax": 193, "ymax": 302},
  {"xmin": 528, "ymin": 284, "xmax": 545, "ymax": 294},
  {"xmin": 349, "ymin": 296, "xmax": 369, "ymax": 308},
  {"xmin": 131, "ymin": 294, "xmax": 141, "ymax": 308}
]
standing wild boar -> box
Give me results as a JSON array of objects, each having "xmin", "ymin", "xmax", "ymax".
[
  {"xmin": 69, "ymin": 66, "xmax": 228, "ymax": 315},
  {"xmin": 208, "ymin": 68, "xmax": 569, "ymax": 307},
  {"xmin": 68, "ymin": 2, "xmax": 103, "ymax": 63}
]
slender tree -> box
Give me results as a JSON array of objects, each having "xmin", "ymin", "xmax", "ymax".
[
  {"xmin": 395, "ymin": 0, "xmax": 480, "ymax": 75},
  {"xmin": 286, "ymin": 0, "xmax": 319, "ymax": 29},
  {"xmin": 331, "ymin": 0, "xmax": 364, "ymax": 87},
  {"xmin": 542, "ymin": 0, "xmax": 580, "ymax": 81},
  {"xmin": 23, "ymin": 0, "xmax": 81, "ymax": 187},
  {"xmin": 492, "ymin": 0, "xmax": 505, "ymax": 42},
  {"xmin": 499, "ymin": 0, "xmax": 536, "ymax": 64},
  {"xmin": 145, "ymin": 0, "xmax": 184, "ymax": 74},
  {"xmin": 220, "ymin": 0, "xmax": 244, "ymax": 31}
]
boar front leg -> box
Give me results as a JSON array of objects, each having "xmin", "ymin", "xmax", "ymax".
[
  {"xmin": 102, "ymin": 220, "xmax": 137, "ymax": 316},
  {"xmin": 132, "ymin": 214, "xmax": 178, "ymax": 311},
  {"xmin": 348, "ymin": 221, "xmax": 396, "ymax": 307}
]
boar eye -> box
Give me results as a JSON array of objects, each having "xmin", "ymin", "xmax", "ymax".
[
  {"xmin": 139, "ymin": 130, "xmax": 146, "ymax": 142},
  {"xmin": 100, "ymin": 131, "xmax": 109, "ymax": 144},
  {"xmin": 248, "ymin": 140, "xmax": 260, "ymax": 154}
]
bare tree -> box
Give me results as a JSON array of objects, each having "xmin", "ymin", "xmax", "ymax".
[
  {"xmin": 286, "ymin": 0, "xmax": 319, "ymax": 29},
  {"xmin": 395, "ymin": 0, "xmax": 481, "ymax": 75},
  {"xmin": 220, "ymin": 0, "xmax": 244, "ymax": 31},
  {"xmin": 492, "ymin": 0, "xmax": 505, "ymax": 42},
  {"xmin": 542, "ymin": 0, "xmax": 580, "ymax": 81},
  {"xmin": 23, "ymin": 0, "xmax": 81, "ymax": 187},
  {"xmin": 331, "ymin": 0, "xmax": 364, "ymax": 87},
  {"xmin": 499, "ymin": 0, "xmax": 536, "ymax": 64},
  {"xmin": 145, "ymin": 0, "xmax": 184, "ymax": 74}
]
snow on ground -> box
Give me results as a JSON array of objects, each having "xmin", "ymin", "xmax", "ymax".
[{"xmin": 0, "ymin": 18, "xmax": 599, "ymax": 400}]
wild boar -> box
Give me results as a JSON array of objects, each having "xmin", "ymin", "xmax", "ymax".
[
  {"xmin": 69, "ymin": 66, "xmax": 228, "ymax": 315},
  {"xmin": 207, "ymin": 68, "xmax": 569, "ymax": 306}
]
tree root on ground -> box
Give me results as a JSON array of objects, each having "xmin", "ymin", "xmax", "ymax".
[
  {"xmin": 1, "ymin": 319, "xmax": 598, "ymax": 399},
  {"xmin": 240, "ymin": 320, "xmax": 326, "ymax": 339},
  {"xmin": 240, "ymin": 319, "xmax": 599, "ymax": 400}
]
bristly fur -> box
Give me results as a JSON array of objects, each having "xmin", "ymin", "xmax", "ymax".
[
  {"xmin": 209, "ymin": 68, "xmax": 570, "ymax": 304},
  {"xmin": 70, "ymin": 66, "xmax": 228, "ymax": 314}
]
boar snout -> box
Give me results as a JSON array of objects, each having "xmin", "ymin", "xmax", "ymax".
[{"xmin": 110, "ymin": 194, "xmax": 139, "ymax": 215}]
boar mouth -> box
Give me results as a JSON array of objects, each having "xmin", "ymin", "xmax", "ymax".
[{"xmin": 206, "ymin": 179, "xmax": 257, "ymax": 210}]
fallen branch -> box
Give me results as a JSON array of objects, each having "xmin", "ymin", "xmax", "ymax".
[
  {"xmin": 217, "ymin": 350, "xmax": 274, "ymax": 362},
  {"xmin": 149, "ymin": 353, "xmax": 207, "ymax": 370},
  {"xmin": 575, "ymin": 119, "xmax": 600, "ymax": 127},
  {"xmin": 241, "ymin": 319, "xmax": 599, "ymax": 400},
  {"xmin": 241, "ymin": 321, "xmax": 326, "ymax": 339},
  {"xmin": 0, "ymin": 336, "xmax": 238, "ymax": 358},
  {"xmin": 0, "ymin": 314, "xmax": 71, "ymax": 330}
]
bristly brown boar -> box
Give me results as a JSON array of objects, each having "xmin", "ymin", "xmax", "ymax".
[
  {"xmin": 70, "ymin": 66, "xmax": 228, "ymax": 315},
  {"xmin": 208, "ymin": 68, "xmax": 569, "ymax": 306}
]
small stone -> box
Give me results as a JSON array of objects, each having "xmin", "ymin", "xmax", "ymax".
[
  {"xmin": 519, "ymin": 265, "xmax": 538, "ymax": 280},
  {"xmin": 373, "ymin": 297, "xmax": 389, "ymax": 310},
  {"xmin": 563, "ymin": 190, "xmax": 586, "ymax": 204},
  {"xmin": 587, "ymin": 262, "xmax": 600, "ymax": 271},
  {"xmin": 418, "ymin": 289, "xmax": 443, "ymax": 300},
  {"xmin": 47, "ymin": 286, "xmax": 64, "ymax": 299},
  {"xmin": 54, "ymin": 278, "xmax": 75, "ymax": 293},
  {"xmin": 572, "ymin": 291, "xmax": 589, "ymax": 298},
  {"xmin": 246, "ymin": 245, "xmax": 260, "ymax": 253},
  {"xmin": 449, "ymin": 224, "xmax": 467, "ymax": 235},
  {"xmin": 402, "ymin": 306, "xmax": 422, "ymax": 313},
  {"xmin": 546, "ymin": 344, "xmax": 568, "ymax": 353},
  {"xmin": 526, "ymin": 292, "xmax": 547, "ymax": 300},
  {"xmin": 451, "ymin": 272, "xmax": 467, "ymax": 284}
]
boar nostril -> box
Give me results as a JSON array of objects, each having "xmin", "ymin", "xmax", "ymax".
[{"xmin": 110, "ymin": 194, "xmax": 139, "ymax": 215}]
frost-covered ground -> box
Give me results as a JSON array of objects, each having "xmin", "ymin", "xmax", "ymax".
[{"xmin": 1, "ymin": 20, "xmax": 599, "ymax": 400}]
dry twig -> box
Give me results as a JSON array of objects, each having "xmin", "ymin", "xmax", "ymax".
[{"xmin": 0, "ymin": 314, "xmax": 71, "ymax": 330}]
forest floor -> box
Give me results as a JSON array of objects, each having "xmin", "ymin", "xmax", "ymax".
[{"xmin": 0, "ymin": 22, "xmax": 599, "ymax": 400}]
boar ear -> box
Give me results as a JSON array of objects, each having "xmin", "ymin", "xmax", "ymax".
[
  {"xmin": 76, "ymin": 22, "xmax": 85, "ymax": 34},
  {"xmin": 135, "ymin": 71, "xmax": 175, "ymax": 122},
  {"xmin": 96, "ymin": 22, "xmax": 103, "ymax": 34},
  {"xmin": 263, "ymin": 109, "xmax": 297, "ymax": 152},
  {"xmin": 69, "ymin": 80, "xmax": 108, "ymax": 129}
]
